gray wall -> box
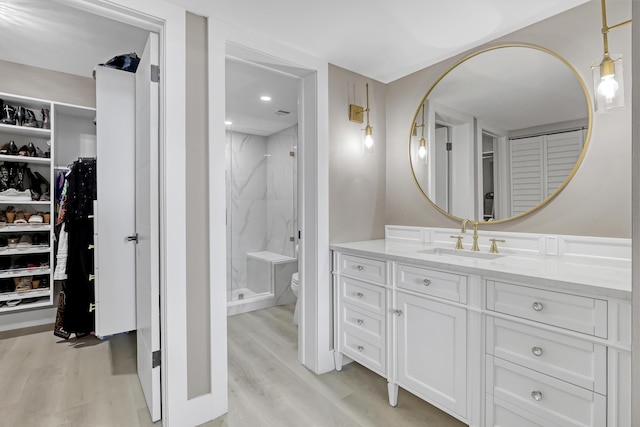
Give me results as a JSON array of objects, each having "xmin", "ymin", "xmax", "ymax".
[
  {"xmin": 329, "ymin": 65, "xmax": 387, "ymax": 243},
  {"xmin": 385, "ymin": 0, "xmax": 632, "ymax": 237},
  {"xmin": 185, "ymin": 12, "xmax": 211, "ymax": 399},
  {"xmin": 0, "ymin": 59, "xmax": 95, "ymax": 107}
]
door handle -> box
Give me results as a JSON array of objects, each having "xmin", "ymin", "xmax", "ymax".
[{"xmin": 127, "ymin": 234, "xmax": 139, "ymax": 243}]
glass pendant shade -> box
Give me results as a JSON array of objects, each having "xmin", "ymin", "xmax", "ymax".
[
  {"xmin": 417, "ymin": 138, "xmax": 427, "ymax": 159},
  {"xmin": 591, "ymin": 53, "xmax": 624, "ymax": 111},
  {"xmin": 363, "ymin": 124, "xmax": 375, "ymax": 155}
]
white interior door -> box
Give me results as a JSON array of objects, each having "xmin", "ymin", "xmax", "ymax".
[
  {"xmin": 94, "ymin": 66, "xmax": 136, "ymax": 337},
  {"xmin": 135, "ymin": 32, "xmax": 161, "ymax": 422}
]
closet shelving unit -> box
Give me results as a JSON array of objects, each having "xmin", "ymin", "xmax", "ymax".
[
  {"xmin": 0, "ymin": 92, "xmax": 96, "ymax": 313},
  {"xmin": 0, "ymin": 93, "xmax": 54, "ymax": 312}
]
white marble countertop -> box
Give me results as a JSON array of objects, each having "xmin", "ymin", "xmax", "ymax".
[{"xmin": 331, "ymin": 239, "xmax": 632, "ymax": 300}]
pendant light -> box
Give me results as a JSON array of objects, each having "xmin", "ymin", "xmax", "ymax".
[
  {"xmin": 591, "ymin": 0, "xmax": 631, "ymax": 112},
  {"xmin": 349, "ymin": 83, "xmax": 375, "ymax": 155}
]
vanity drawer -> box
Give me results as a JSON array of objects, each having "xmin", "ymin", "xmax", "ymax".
[
  {"xmin": 486, "ymin": 317, "xmax": 606, "ymax": 393},
  {"xmin": 486, "ymin": 394, "xmax": 567, "ymax": 427},
  {"xmin": 342, "ymin": 331, "xmax": 385, "ymax": 375},
  {"xmin": 486, "ymin": 356, "xmax": 606, "ymax": 427},
  {"xmin": 339, "ymin": 253, "xmax": 386, "ymax": 284},
  {"xmin": 342, "ymin": 303, "xmax": 384, "ymax": 345},
  {"xmin": 396, "ymin": 263, "xmax": 467, "ymax": 303},
  {"xmin": 486, "ymin": 281, "xmax": 607, "ymax": 338},
  {"xmin": 340, "ymin": 277, "xmax": 385, "ymax": 315}
]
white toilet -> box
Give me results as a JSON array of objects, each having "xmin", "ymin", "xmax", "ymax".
[{"xmin": 291, "ymin": 272, "xmax": 300, "ymax": 325}]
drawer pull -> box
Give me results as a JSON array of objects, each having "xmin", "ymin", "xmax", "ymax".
[
  {"xmin": 357, "ymin": 345, "xmax": 364, "ymax": 352},
  {"xmin": 356, "ymin": 292, "xmax": 365, "ymax": 298},
  {"xmin": 356, "ymin": 319, "xmax": 364, "ymax": 325},
  {"xmin": 356, "ymin": 265, "xmax": 364, "ymax": 271},
  {"xmin": 531, "ymin": 390, "xmax": 543, "ymax": 401},
  {"xmin": 532, "ymin": 301, "xmax": 544, "ymax": 312},
  {"xmin": 422, "ymin": 279, "xmax": 431, "ymax": 286},
  {"xmin": 393, "ymin": 309, "xmax": 403, "ymax": 316},
  {"xmin": 531, "ymin": 346, "xmax": 543, "ymax": 357}
]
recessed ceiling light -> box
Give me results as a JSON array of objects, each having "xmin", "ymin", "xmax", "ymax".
[
  {"xmin": 260, "ymin": 95, "xmax": 272, "ymax": 101},
  {"xmin": 225, "ymin": 120, "xmax": 232, "ymax": 125}
]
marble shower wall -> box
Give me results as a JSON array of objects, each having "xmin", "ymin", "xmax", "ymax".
[{"xmin": 226, "ymin": 126, "xmax": 298, "ymax": 294}]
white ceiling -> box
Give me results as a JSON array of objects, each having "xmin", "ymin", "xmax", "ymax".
[
  {"xmin": 201, "ymin": 0, "xmax": 590, "ymax": 83},
  {"xmin": 225, "ymin": 58, "xmax": 299, "ymax": 136},
  {"xmin": 0, "ymin": 0, "xmax": 593, "ymax": 135}
]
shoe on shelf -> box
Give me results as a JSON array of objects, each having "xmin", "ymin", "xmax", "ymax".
[
  {"xmin": 23, "ymin": 110, "xmax": 39, "ymax": 128},
  {"xmin": 15, "ymin": 277, "xmax": 31, "ymax": 292},
  {"xmin": 27, "ymin": 142, "xmax": 37, "ymax": 157},
  {"xmin": 28, "ymin": 213, "xmax": 43, "ymax": 224},
  {"xmin": 15, "ymin": 107, "xmax": 25, "ymax": 126},
  {"xmin": 41, "ymin": 108, "xmax": 50, "ymax": 129},
  {"xmin": 17, "ymin": 234, "xmax": 31, "ymax": 249},
  {"xmin": 7, "ymin": 235, "xmax": 18, "ymax": 248},
  {"xmin": 13, "ymin": 210, "xmax": 26, "ymax": 224},
  {"xmin": 1, "ymin": 104, "xmax": 16, "ymax": 125}
]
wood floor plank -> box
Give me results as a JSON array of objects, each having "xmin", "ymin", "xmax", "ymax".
[{"xmin": 1, "ymin": 305, "xmax": 469, "ymax": 427}]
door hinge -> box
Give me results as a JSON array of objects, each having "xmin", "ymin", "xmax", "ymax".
[
  {"xmin": 152, "ymin": 350, "xmax": 161, "ymax": 368},
  {"xmin": 151, "ymin": 65, "xmax": 160, "ymax": 83},
  {"xmin": 446, "ymin": 142, "xmax": 452, "ymax": 151},
  {"xmin": 127, "ymin": 234, "xmax": 139, "ymax": 244}
]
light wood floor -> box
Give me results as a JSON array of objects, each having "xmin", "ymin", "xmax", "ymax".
[
  {"xmin": 0, "ymin": 305, "xmax": 466, "ymax": 427},
  {"xmin": 208, "ymin": 304, "xmax": 466, "ymax": 427},
  {"xmin": 0, "ymin": 324, "xmax": 155, "ymax": 427}
]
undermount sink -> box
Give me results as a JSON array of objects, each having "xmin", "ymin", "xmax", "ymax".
[{"xmin": 418, "ymin": 247, "xmax": 505, "ymax": 260}]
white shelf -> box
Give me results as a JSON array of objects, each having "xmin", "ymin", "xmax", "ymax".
[
  {"xmin": 0, "ymin": 267, "xmax": 51, "ymax": 279},
  {"xmin": 0, "ymin": 246, "xmax": 50, "ymax": 256},
  {"xmin": 0, "ymin": 288, "xmax": 51, "ymax": 302},
  {"xmin": 0, "ymin": 123, "xmax": 51, "ymax": 139},
  {"xmin": 0, "ymin": 154, "xmax": 51, "ymax": 165},
  {"xmin": 0, "ymin": 202, "xmax": 51, "ymax": 209},
  {"xmin": 0, "ymin": 224, "xmax": 51, "ymax": 232}
]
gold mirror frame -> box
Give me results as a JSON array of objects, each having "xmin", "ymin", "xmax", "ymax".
[{"xmin": 409, "ymin": 43, "xmax": 593, "ymax": 224}]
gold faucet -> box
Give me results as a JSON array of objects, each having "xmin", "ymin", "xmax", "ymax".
[{"xmin": 461, "ymin": 219, "xmax": 480, "ymax": 252}]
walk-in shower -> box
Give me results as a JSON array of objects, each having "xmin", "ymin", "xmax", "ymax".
[{"xmin": 225, "ymin": 126, "xmax": 298, "ymax": 315}]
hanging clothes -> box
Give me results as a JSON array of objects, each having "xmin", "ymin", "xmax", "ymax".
[{"xmin": 60, "ymin": 158, "xmax": 97, "ymax": 336}]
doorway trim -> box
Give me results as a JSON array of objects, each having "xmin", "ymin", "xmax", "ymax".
[
  {"xmin": 57, "ymin": 0, "xmax": 193, "ymax": 424},
  {"xmin": 208, "ymin": 16, "xmax": 333, "ymax": 380}
]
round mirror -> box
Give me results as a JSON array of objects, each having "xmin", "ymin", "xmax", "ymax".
[{"xmin": 409, "ymin": 44, "xmax": 591, "ymax": 223}]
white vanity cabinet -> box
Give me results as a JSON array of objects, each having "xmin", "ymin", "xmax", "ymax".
[
  {"xmin": 395, "ymin": 291, "xmax": 467, "ymax": 416},
  {"xmin": 333, "ymin": 253, "xmax": 388, "ymax": 376},
  {"xmin": 484, "ymin": 279, "xmax": 621, "ymax": 427},
  {"xmin": 331, "ymin": 236, "xmax": 631, "ymax": 427}
]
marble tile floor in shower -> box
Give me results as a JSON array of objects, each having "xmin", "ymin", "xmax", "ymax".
[{"xmin": 0, "ymin": 305, "xmax": 465, "ymax": 426}]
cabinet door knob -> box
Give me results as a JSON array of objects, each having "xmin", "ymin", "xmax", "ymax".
[
  {"xmin": 531, "ymin": 346, "xmax": 543, "ymax": 357},
  {"xmin": 531, "ymin": 391, "xmax": 543, "ymax": 401},
  {"xmin": 356, "ymin": 292, "xmax": 364, "ymax": 298},
  {"xmin": 356, "ymin": 319, "xmax": 364, "ymax": 325},
  {"xmin": 532, "ymin": 301, "xmax": 544, "ymax": 312},
  {"xmin": 356, "ymin": 265, "xmax": 364, "ymax": 271},
  {"xmin": 423, "ymin": 279, "xmax": 431, "ymax": 286},
  {"xmin": 357, "ymin": 345, "xmax": 364, "ymax": 352}
]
